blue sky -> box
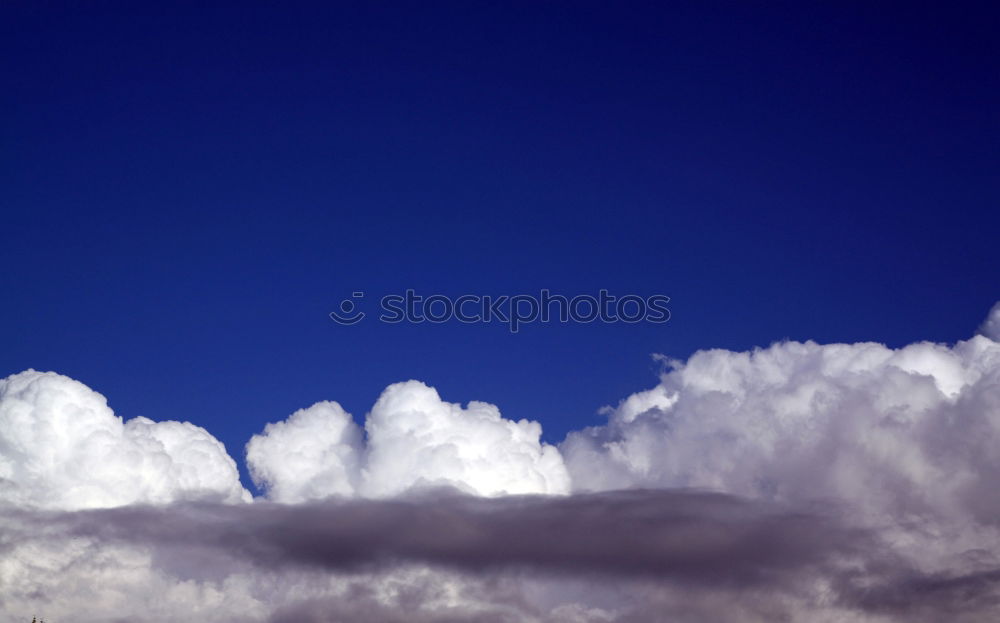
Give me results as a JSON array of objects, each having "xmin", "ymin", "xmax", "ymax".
[{"xmin": 3, "ymin": 1, "xmax": 998, "ymax": 493}]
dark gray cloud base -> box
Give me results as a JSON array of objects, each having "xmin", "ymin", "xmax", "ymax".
[
  {"xmin": 4, "ymin": 490, "xmax": 999, "ymax": 621},
  {"xmin": 33, "ymin": 490, "xmax": 860, "ymax": 581}
]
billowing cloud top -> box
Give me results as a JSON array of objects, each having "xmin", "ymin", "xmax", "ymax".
[
  {"xmin": 247, "ymin": 380, "xmax": 571, "ymax": 501},
  {"xmin": 563, "ymin": 336, "xmax": 1000, "ymax": 501},
  {"xmin": 561, "ymin": 317, "xmax": 1000, "ymax": 577},
  {"xmin": 2, "ymin": 302, "xmax": 1000, "ymax": 622},
  {"xmin": 0, "ymin": 370, "xmax": 250, "ymax": 509},
  {"xmin": 981, "ymin": 300, "xmax": 1000, "ymax": 341},
  {"xmin": 245, "ymin": 400, "xmax": 362, "ymax": 502}
]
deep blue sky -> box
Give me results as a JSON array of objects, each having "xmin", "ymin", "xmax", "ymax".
[{"xmin": 3, "ymin": 2, "xmax": 998, "ymax": 490}]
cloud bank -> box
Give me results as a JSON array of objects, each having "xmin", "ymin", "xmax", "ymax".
[
  {"xmin": 247, "ymin": 380, "xmax": 570, "ymax": 501},
  {"xmin": 0, "ymin": 370, "xmax": 249, "ymax": 510},
  {"xmin": 2, "ymin": 303, "xmax": 1000, "ymax": 621},
  {"xmin": 561, "ymin": 328, "xmax": 1000, "ymax": 570}
]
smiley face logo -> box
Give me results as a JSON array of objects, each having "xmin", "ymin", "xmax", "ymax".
[{"xmin": 329, "ymin": 291, "xmax": 366, "ymax": 325}]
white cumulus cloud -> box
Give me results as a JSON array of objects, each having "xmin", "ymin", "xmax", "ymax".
[
  {"xmin": 981, "ymin": 300, "xmax": 1000, "ymax": 341},
  {"xmin": 560, "ymin": 306, "xmax": 1000, "ymax": 571},
  {"xmin": 362, "ymin": 381, "xmax": 571, "ymax": 497},
  {"xmin": 246, "ymin": 401, "xmax": 363, "ymax": 503},
  {"xmin": 0, "ymin": 369, "xmax": 250, "ymax": 509},
  {"xmin": 247, "ymin": 380, "xmax": 571, "ymax": 500}
]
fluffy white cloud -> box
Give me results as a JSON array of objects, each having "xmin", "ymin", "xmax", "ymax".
[
  {"xmin": 0, "ymin": 369, "xmax": 250, "ymax": 509},
  {"xmin": 247, "ymin": 380, "xmax": 571, "ymax": 501},
  {"xmin": 245, "ymin": 401, "xmax": 363, "ymax": 503},
  {"xmin": 560, "ymin": 309, "xmax": 1000, "ymax": 570},
  {"xmin": 981, "ymin": 301, "xmax": 1000, "ymax": 341},
  {"xmin": 361, "ymin": 381, "xmax": 570, "ymax": 497}
]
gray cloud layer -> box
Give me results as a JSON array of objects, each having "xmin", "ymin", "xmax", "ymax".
[
  {"xmin": 3, "ymin": 490, "xmax": 999, "ymax": 622},
  {"xmin": 31, "ymin": 491, "xmax": 859, "ymax": 582}
]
